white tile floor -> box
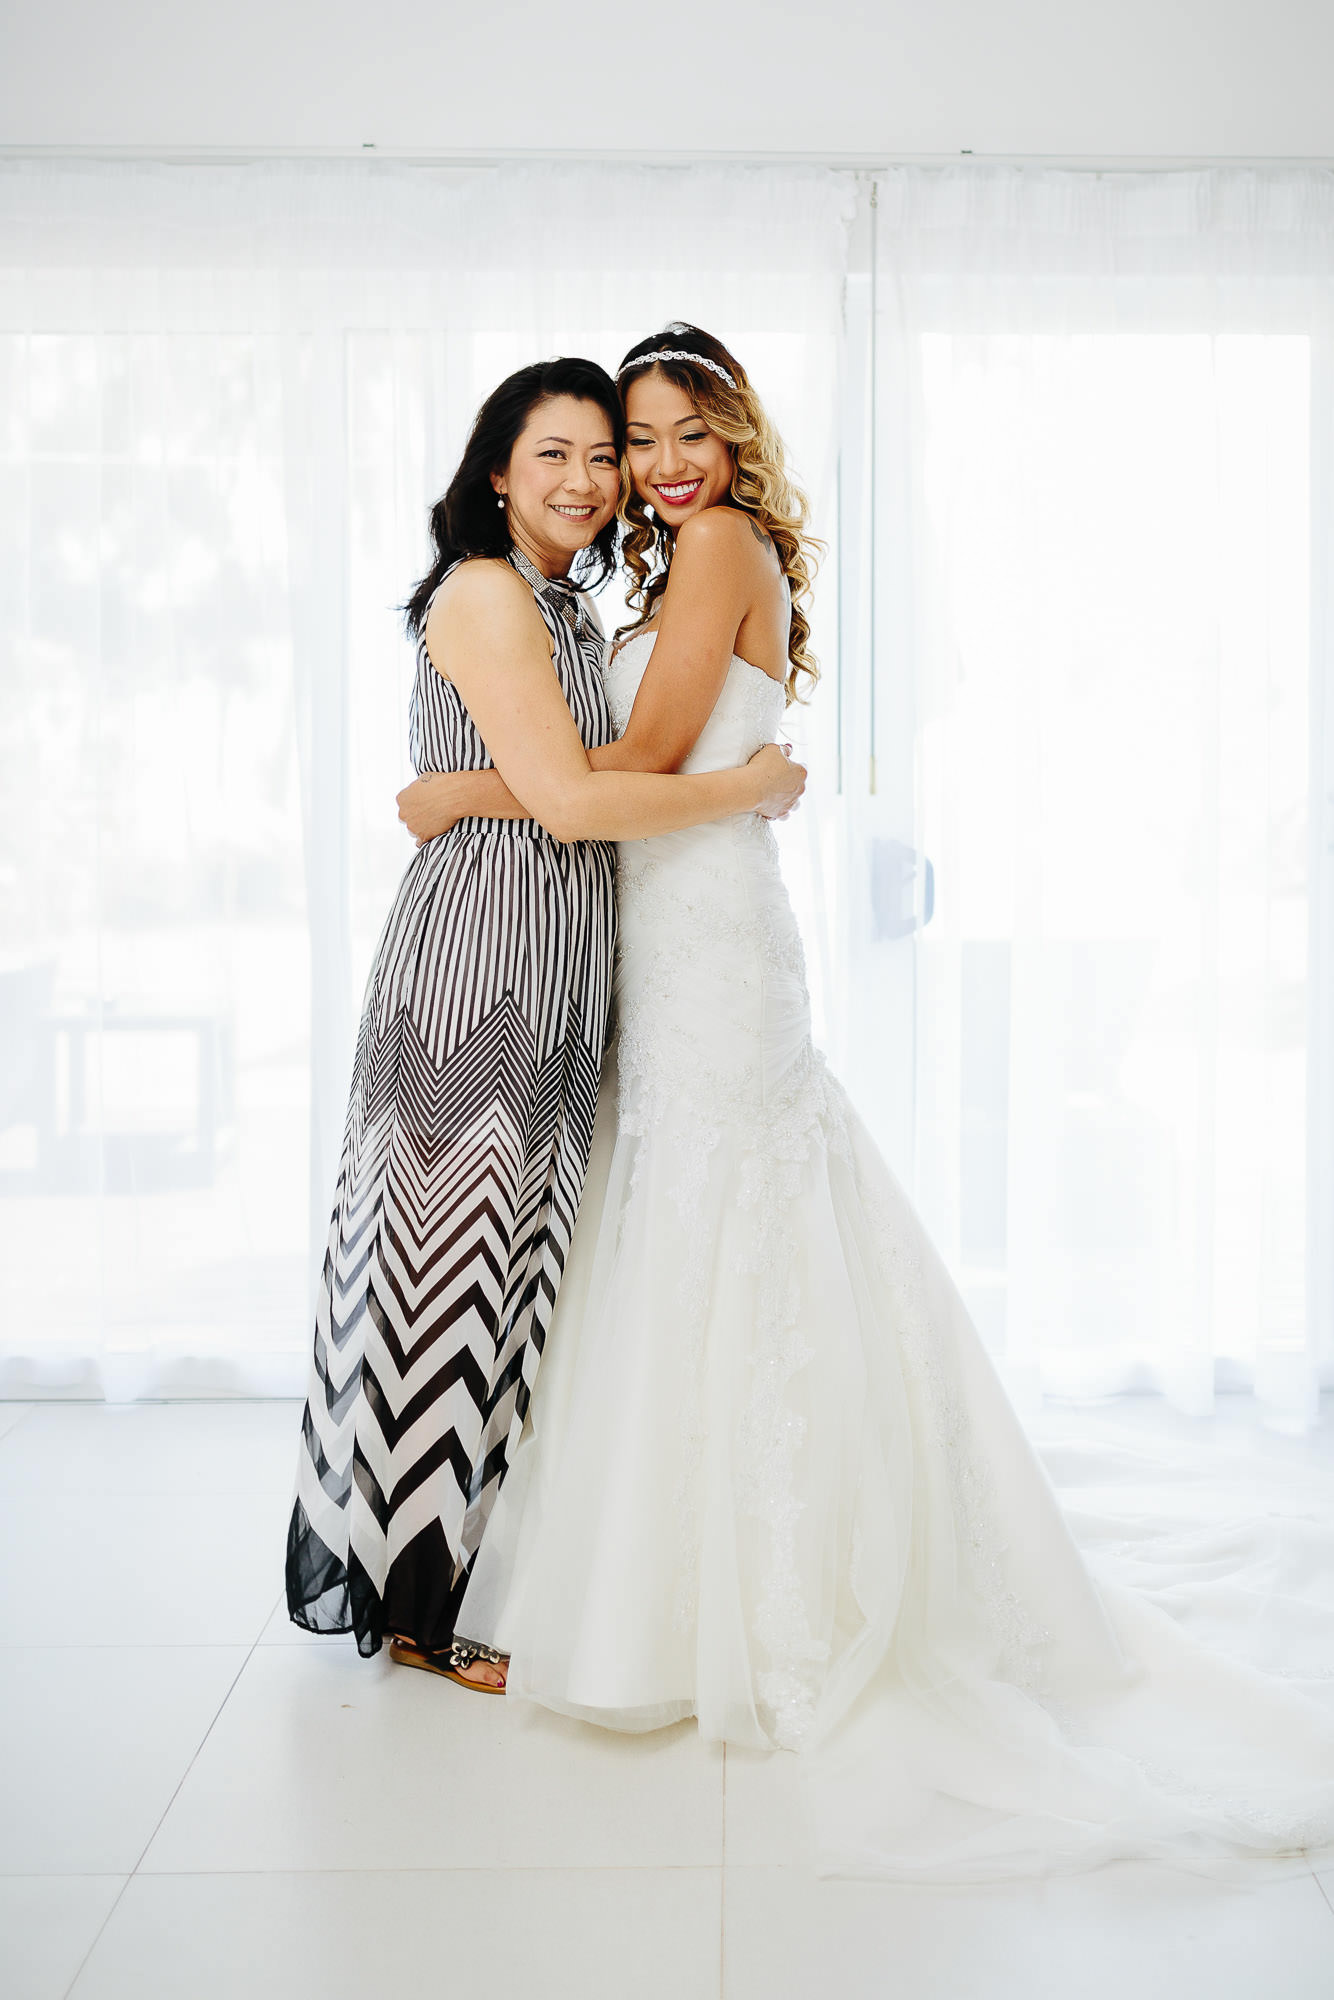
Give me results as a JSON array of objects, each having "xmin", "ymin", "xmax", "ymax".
[{"xmin": 2, "ymin": 1397, "xmax": 1333, "ymax": 1999}]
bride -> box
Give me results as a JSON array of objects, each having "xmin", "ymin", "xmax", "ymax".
[{"xmin": 396, "ymin": 323, "xmax": 1334, "ymax": 1881}]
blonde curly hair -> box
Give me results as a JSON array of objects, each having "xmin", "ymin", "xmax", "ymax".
[{"xmin": 614, "ymin": 324, "xmax": 821, "ymax": 704}]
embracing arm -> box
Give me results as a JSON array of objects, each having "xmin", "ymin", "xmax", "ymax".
[
  {"xmin": 415, "ymin": 562, "xmax": 800, "ymax": 845},
  {"xmin": 609, "ymin": 506, "xmax": 761, "ymax": 767},
  {"xmin": 396, "ymin": 732, "xmax": 659, "ymax": 841},
  {"xmin": 399, "ymin": 512, "xmax": 771, "ymax": 841}
]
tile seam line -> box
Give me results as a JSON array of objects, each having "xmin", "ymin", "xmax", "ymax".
[
  {"xmin": 41, "ymin": 1855, "xmax": 1334, "ymax": 1882},
  {"xmin": 128, "ymin": 1602, "xmax": 281, "ymax": 1857},
  {"xmin": 720, "ymin": 1741, "xmax": 728, "ymax": 2000},
  {"xmin": 0, "ymin": 1873, "xmax": 125, "ymax": 1881},
  {"xmin": 53, "ymin": 1873, "xmax": 126, "ymax": 1986},
  {"xmin": 5, "ymin": 146, "xmax": 1334, "ymax": 170},
  {"xmin": 0, "ymin": 1621, "xmax": 295, "ymax": 1650},
  {"xmin": 63, "ymin": 1601, "xmax": 278, "ymax": 1994},
  {"xmin": 1313, "ymin": 1863, "xmax": 1334, "ymax": 1916},
  {"xmin": 90, "ymin": 1862, "xmax": 727, "ymax": 1878}
]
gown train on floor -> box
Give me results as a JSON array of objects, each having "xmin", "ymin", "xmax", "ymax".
[{"xmin": 461, "ymin": 634, "xmax": 1334, "ymax": 1880}]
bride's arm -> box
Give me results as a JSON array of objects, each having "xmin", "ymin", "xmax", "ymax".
[
  {"xmin": 604, "ymin": 505, "xmax": 764, "ymax": 766},
  {"xmin": 399, "ymin": 510, "xmax": 765, "ymax": 842},
  {"xmin": 415, "ymin": 561, "xmax": 802, "ymax": 846}
]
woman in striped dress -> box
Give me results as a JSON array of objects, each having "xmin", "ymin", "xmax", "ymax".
[{"xmin": 285, "ymin": 357, "xmax": 805, "ymax": 1688}]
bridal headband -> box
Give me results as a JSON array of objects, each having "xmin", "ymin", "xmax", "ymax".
[{"xmin": 617, "ymin": 349, "xmax": 738, "ymax": 390}]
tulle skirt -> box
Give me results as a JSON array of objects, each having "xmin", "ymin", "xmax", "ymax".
[{"xmin": 460, "ymin": 1057, "xmax": 1334, "ymax": 1881}]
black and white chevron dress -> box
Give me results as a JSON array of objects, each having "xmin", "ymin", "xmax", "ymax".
[{"xmin": 285, "ymin": 549, "xmax": 617, "ymax": 1657}]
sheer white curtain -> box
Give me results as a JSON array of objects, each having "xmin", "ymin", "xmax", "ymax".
[
  {"xmin": 6, "ymin": 156, "xmax": 1327, "ymax": 1426},
  {"xmin": 830, "ymin": 166, "xmax": 1334, "ymax": 1427},
  {"xmin": 0, "ymin": 159, "xmax": 853, "ymax": 1398}
]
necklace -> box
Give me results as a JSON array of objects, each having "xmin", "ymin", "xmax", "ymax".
[{"xmin": 507, "ymin": 544, "xmax": 590, "ymax": 641}]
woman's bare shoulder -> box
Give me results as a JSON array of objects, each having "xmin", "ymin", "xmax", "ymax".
[
  {"xmin": 674, "ymin": 505, "xmax": 772, "ymax": 561},
  {"xmin": 424, "ymin": 558, "xmax": 541, "ymax": 681},
  {"xmin": 430, "ymin": 555, "xmax": 528, "ymax": 620},
  {"xmin": 427, "ymin": 557, "xmax": 536, "ymax": 640}
]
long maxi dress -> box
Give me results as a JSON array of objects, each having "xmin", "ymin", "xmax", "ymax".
[{"xmin": 285, "ymin": 548, "xmax": 616, "ymax": 1658}]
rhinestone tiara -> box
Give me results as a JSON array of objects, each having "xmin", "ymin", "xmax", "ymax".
[{"xmin": 617, "ymin": 349, "xmax": 738, "ymax": 390}]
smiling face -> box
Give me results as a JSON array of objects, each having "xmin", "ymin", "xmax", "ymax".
[
  {"xmin": 492, "ymin": 394, "xmax": 622, "ymax": 576},
  {"xmin": 623, "ymin": 369, "xmax": 735, "ymax": 525}
]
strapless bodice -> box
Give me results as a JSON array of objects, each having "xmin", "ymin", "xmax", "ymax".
[
  {"xmin": 605, "ymin": 630, "xmax": 787, "ymax": 774},
  {"xmin": 596, "ymin": 623, "xmax": 813, "ymax": 1144}
]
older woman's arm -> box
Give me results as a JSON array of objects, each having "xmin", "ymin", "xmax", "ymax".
[
  {"xmin": 410, "ymin": 560, "xmax": 802, "ymax": 847},
  {"xmin": 399, "ymin": 511, "xmax": 784, "ymax": 843}
]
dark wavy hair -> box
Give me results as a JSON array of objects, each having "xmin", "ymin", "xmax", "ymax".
[{"xmin": 403, "ymin": 357, "xmax": 625, "ymax": 639}]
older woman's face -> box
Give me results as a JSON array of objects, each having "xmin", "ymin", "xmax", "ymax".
[
  {"xmin": 492, "ymin": 395, "xmax": 621, "ymax": 576},
  {"xmin": 623, "ymin": 370, "xmax": 734, "ymax": 525}
]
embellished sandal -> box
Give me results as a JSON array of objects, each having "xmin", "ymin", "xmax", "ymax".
[{"xmin": 387, "ymin": 1634, "xmax": 508, "ymax": 1693}]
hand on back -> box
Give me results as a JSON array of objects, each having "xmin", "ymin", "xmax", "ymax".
[
  {"xmin": 397, "ymin": 773, "xmax": 462, "ymax": 846},
  {"xmin": 748, "ymin": 741, "xmax": 806, "ymax": 820}
]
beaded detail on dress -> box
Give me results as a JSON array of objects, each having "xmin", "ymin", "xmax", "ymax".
[{"xmin": 601, "ymin": 635, "xmax": 1047, "ymax": 1746}]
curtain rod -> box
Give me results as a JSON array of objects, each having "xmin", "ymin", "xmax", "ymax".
[{"xmin": 3, "ymin": 146, "xmax": 1334, "ymax": 172}]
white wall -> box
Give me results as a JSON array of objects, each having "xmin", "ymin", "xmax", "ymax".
[{"xmin": 4, "ymin": 0, "xmax": 1333, "ymax": 160}]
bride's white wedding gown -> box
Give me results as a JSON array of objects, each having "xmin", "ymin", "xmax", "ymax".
[{"xmin": 460, "ymin": 633, "xmax": 1334, "ymax": 1880}]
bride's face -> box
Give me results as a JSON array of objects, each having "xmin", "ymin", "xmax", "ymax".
[
  {"xmin": 492, "ymin": 395, "xmax": 621, "ymax": 576},
  {"xmin": 623, "ymin": 371, "xmax": 734, "ymax": 526}
]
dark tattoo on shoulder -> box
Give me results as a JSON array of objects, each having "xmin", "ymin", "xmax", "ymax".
[{"xmin": 746, "ymin": 516, "xmax": 769, "ymax": 551}]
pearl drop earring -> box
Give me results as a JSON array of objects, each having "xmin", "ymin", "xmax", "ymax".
[{"xmin": 496, "ymin": 496, "xmax": 505, "ymax": 509}]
